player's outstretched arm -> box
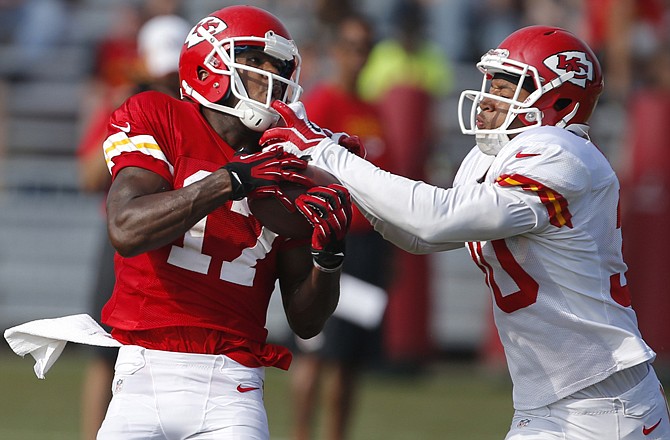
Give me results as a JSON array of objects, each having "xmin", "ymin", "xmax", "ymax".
[
  {"xmin": 261, "ymin": 102, "xmax": 537, "ymax": 246},
  {"xmin": 277, "ymin": 184, "xmax": 352, "ymax": 339}
]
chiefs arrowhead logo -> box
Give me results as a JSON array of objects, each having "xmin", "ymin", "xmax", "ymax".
[
  {"xmin": 544, "ymin": 51, "xmax": 593, "ymax": 88},
  {"xmin": 185, "ymin": 16, "xmax": 228, "ymax": 48}
]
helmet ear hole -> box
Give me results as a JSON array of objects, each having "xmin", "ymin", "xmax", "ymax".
[{"xmin": 554, "ymin": 98, "xmax": 572, "ymax": 111}]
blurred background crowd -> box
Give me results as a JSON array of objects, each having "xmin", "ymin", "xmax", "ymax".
[{"xmin": 0, "ymin": 0, "xmax": 669, "ymax": 438}]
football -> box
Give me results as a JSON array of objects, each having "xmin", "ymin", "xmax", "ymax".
[{"xmin": 248, "ymin": 165, "xmax": 341, "ymax": 239}]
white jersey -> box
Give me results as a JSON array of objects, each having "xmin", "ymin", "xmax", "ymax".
[{"xmin": 309, "ymin": 125, "xmax": 655, "ymax": 410}]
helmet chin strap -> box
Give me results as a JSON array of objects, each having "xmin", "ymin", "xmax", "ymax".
[
  {"xmin": 476, "ymin": 132, "xmax": 510, "ymax": 155},
  {"xmin": 475, "ymin": 101, "xmax": 582, "ymax": 155},
  {"xmin": 181, "ymin": 80, "xmax": 279, "ymax": 132},
  {"xmin": 234, "ymin": 100, "xmax": 279, "ymax": 132},
  {"xmin": 555, "ymin": 102, "xmax": 580, "ymax": 129}
]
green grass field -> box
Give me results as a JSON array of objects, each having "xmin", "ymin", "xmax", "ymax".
[{"xmin": 0, "ymin": 346, "xmax": 514, "ymax": 439}]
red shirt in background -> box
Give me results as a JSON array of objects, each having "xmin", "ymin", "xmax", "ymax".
[{"xmin": 302, "ymin": 84, "xmax": 392, "ymax": 233}]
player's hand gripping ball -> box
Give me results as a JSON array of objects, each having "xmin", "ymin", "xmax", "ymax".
[
  {"xmin": 223, "ymin": 146, "xmax": 311, "ymax": 206},
  {"xmin": 248, "ymin": 165, "xmax": 341, "ymax": 239},
  {"xmin": 295, "ymin": 183, "xmax": 352, "ymax": 271}
]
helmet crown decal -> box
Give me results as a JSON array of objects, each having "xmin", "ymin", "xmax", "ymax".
[
  {"xmin": 185, "ymin": 17, "xmax": 227, "ymax": 49},
  {"xmin": 544, "ymin": 51, "xmax": 593, "ymax": 88}
]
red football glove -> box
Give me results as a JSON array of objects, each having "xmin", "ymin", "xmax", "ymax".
[
  {"xmin": 331, "ymin": 133, "xmax": 367, "ymax": 159},
  {"xmin": 223, "ymin": 146, "xmax": 312, "ymax": 211},
  {"xmin": 260, "ymin": 101, "xmax": 330, "ymax": 151},
  {"xmin": 295, "ymin": 184, "xmax": 352, "ymax": 271},
  {"xmin": 261, "ymin": 101, "xmax": 367, "ymax": 158}
]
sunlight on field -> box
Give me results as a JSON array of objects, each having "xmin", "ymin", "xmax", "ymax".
[{"xmin": 0, "ymin": 346, "xmax": 512, "ymax": 440}]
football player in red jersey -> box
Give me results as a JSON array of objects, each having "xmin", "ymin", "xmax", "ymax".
[
  {"xmin": 96, "ymin": 6, "xmax": 352, "ymax": 439},
  {"xmin": 262, "ymin": 26, "xmax": 670, "ymax": 440}
]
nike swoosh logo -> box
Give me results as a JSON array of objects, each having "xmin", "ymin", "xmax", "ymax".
[
  {"xmin": 229, "ymin": 170, "xmax": 242, "ymax": 185},
  {"xmin": 643, "ymin": 419, "xmax": 662, "ymax": 435},
  {"xmin": 237, "ymin": 384, "xmax": 260, "ymax": 393},
  {"xmin": 111, "ymin": 122, "xmax": 131, "ymax": 133},
  {"xmin": 515, "ymin": 152, "xmax": 541, "ymax": 158}
]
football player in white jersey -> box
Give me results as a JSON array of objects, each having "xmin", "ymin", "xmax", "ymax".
[{"xmin": 260, "ymin": 26, "xmax": 670, "ymax": 440}]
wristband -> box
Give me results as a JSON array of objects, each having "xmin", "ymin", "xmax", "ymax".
[{"xmin": 312, "ymin": 259, "xmax": 342, "ymax": 273}]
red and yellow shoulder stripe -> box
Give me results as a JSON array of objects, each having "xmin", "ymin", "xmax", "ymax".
[{"xmin": 496, "ymin": 174, "xmax": 573, "ymax": 228}]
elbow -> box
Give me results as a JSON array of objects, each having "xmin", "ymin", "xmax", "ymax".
[
  {"xmin": 289, "ymin": 310, "xmax": 332, "ymax": 339},
  {"xmin": 108, "ymin": 233, "xmax": 140, "ymax": 258},
  {"xmin": 107, "ymin": 221, "xmax": 144, "ymax": 258},
  {"xmin": 405, "ymin": 246, "xmax": 432, "ymax": 255},
  {"xmin": 292, "ymin": 322, "xmax": 324, "ymax": 340},
  {"xmin": 285, "ymin": 282, "xmax": 339, "ymax": 339},
  {"xmin": 379, "ymin": 229, "xmax": 437, "ymax": 254}
]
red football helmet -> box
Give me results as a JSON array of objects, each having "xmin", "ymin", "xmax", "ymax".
[
  {"xmin": 179, "ymin": 5, "xmax": 302, "ymax": 131},
  {"xmin": 458, "ymin": 26, "xmax": 604, "ymax": 154}
]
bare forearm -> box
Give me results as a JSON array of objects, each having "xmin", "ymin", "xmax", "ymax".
[
  {"xmin": 286, "ymin": 268, "xmax": 340, "ymax": 339},
  {"xmin": 108, "ymin": 168, "xmax": 233, "ymax": 256}
]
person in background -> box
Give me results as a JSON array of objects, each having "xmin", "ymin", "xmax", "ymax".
[
  {"xmin": 357, "ymin": 0, "xmax": 452, "ymax": 369},
  {"xmin": 289, "ymin": 14, "xmax": 393, "ymax": 440},
  {"xmin": 76, "ymin": 11, "xmax": 191, "ymax": 440},
  {"xmin": 585, "ymin": 0, "xmax": 667, "ymax": 102},
  {"xmin": 77, "ymin": 3, "xmax": 144, "ymax": 194},
  {"xmin": 262, "ymin": 25, "xmax": 670, "ymax": 439},
  {"xmin": 617, "ymin": 42, "xmax": 670, "ymax": 370},
  {"xmin": 357, "ymin": 0, "xmax": 451, "ymax": 104}
]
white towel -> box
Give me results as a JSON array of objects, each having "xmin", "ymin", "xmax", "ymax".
[
  {"xmin": 333, "ymin": 274, "xmax": 388, "ymax": 329},
  {"xmin": 3, "ymin": 314, "xmax": 122, "ymax": 379}
]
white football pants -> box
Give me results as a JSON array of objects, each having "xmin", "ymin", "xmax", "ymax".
[
  {"xmin": 97, "ymin": 345, "xmax": 269, "ymax": 440},
  {"xmin": 505, "ymin": 363, "xmax": 670, "ymax": 439}
]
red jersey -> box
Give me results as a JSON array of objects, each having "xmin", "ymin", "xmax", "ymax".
[
  {"xmin": 101, "ymin": 91, "xmax": 295, "ymax": 368},
  {"xmin": 303, "ymin": 84, "xmax": 391, "ymax": 232}
]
